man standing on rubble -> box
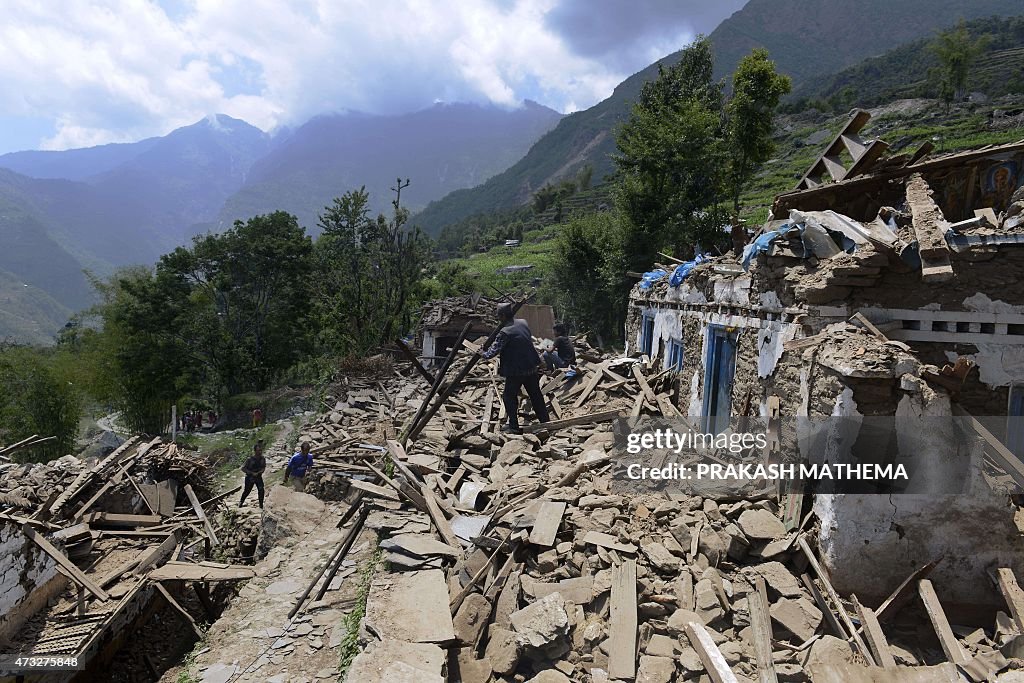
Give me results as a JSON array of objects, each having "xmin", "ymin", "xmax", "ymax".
[
  {"xmin": 284, "ymin": 441, "xmax": 314, "ymax": 492},
  {"xmin": 479, "ymin": 303, "xmax": 550, "ymax": 434},
  {"xmin": 239, "ymin": 440, "xmax": 266, "ymax": 508},
  {"xmin": 543, "ymin": 322, "xmax": 576, "ymax": 371}
]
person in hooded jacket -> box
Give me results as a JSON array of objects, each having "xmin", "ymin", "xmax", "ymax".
[{"xmin": 479, "ymin": 303, "xmax": 550, "ymax": 434}]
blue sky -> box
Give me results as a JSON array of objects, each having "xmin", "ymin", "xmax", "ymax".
[{"xmin": 0, "ymin": 0, "xmax": 745, "ymax": 154}]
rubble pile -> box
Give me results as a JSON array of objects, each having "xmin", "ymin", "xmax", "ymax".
[
  {"xmin": 297, "ymin": 332, "xmax": 1024, "ymax": 683},
  {"xmin": 0, "ymin": 436, "xmax": 258, "ymax": 680}
]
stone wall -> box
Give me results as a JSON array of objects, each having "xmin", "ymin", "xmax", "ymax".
[{"xmin": 0, "ymin": 520, "xmax": 65, "ymax": 643}]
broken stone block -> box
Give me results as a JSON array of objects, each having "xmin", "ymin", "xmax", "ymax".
[
  {"xmin": 455, "ymin": 648, "xmax": 493, "ymax": 683},
  {"xmin": 744, "ymin": 561, "xmax": 803, "ymax": 599},
  {"xmin": 666, "ymin": 608, "xmax": 704, "ymax": 637},
  {"xmin": 770, "ymin": 597, "xmax": 822, "ymax": 642},
  {"xmin": 694, "ymin": 578, "xmax": 725, "ymax": 624},
  {"xmin": 363, "ymin": 569, "xmax": 456, "ymax": 644},
  {"xmin": 698, "ymin": 526, "xmax": 726, "ymax": 565},
  {"xmin": 454, "ymin": 593, "xmax": 492, "ymax": 645},
  {"xmin": 485, "ymin": 627, "xmax": 523, "ymax": 676},
  {"xmin": 510, "ymin": 592, "xmax": 570, "ymax": 648},
  {"xmin": 737, "ymin": 509, "xmax": 787, "ymax": 541},
  {"xmin": 645, "ymin": 634, "xmax": 679, "ymax": 658},
  {"xmin": 636, "ymin": 655, "xmax": 675, "ymax": 683},
  {"xmin": 802, "ymin": 634, "xmax": 863, "ymax": 672},
  {"xmin": 641, "ymin": 542, "xmax": 680, "ymax": 572},
  {"xmin": 346, "ymin": 639, "xmax": 446, "ymax": 683}
]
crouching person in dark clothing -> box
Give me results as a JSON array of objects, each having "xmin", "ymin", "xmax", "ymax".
[
  {"xmin": 480, "ymin": 303, "xmax": 550, "ymax": 434},
  {"xmin": 239, "ymin": 441, "xmax": 266, "ymax": 508},
  {"xmin": 543, "ymin": 322, "xmax": 576, "ymax": 370}
]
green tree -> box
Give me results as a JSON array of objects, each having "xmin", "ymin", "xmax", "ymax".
[
  {"xmin": 553, "ymin": 212, "xmax": 630, "ymax": 346},
  {"xmin": 932, "ymin": 21, "xmax": 989, "ymax": 102},
  {"xmin": 614, "ymin": 36, "xmax": 727, "ymax": 270},
  {"xmin": 0, "ymin": 345, "xmax": 81, "ymax": 461},
  {"xmin": 726, "ymin": 48, "xmax": 792, "ymax": 213},
  {"xmin": 313, "ymin": 183, "xmax": 430, "ymax": 356},
  {"xmin": 163, "ymin": 211, "xmax": 314, "ymax": 394}
]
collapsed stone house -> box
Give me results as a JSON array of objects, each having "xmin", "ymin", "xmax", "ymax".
[
  {"xmin": 419, "ymin": 294, "xmax": 557, "ymax": 365},
  {"xmin": 625, "ymin": 111, "xmax": 1024, "ymax": 612}
]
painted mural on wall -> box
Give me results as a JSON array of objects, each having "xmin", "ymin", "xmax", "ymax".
[{"xmin": 981, "ymin": 159, "xmax": 1020, "ymax": 214}]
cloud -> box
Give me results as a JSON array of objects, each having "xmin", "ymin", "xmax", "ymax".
[{"xmin": 0, "ymin": 0, "xmax": 745, "ymax": 152}]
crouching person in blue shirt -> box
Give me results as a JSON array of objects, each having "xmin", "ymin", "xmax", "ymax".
[{"xmin": 284, "ymin": 441, "xmax": 314, "ymax": 492}]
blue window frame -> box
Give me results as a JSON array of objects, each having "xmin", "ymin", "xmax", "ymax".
[
  {"xmin": 640, "ymin": 313, "xmax": 655, "ymax": 357},
  {"xmin": 702, "ymin": 325, "xmax": 738, "ymax": 434},
  {"xmin": 667, "ymin": 338, "xmax": 684, "ymax": 372}
]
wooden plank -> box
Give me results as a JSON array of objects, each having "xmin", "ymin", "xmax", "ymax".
[
  {"xmin": 153, "ymin": 582, "xmax": 204, "ymax": 638},
  {"xmin": 23, "ymin": 525, "xmax": 109, "ymax": 601},
  {"xmin": 522, "ymin": 408, "xmax": 623, "ymax": 433},
  {"xmin": 572, "ymin": 362, "xmax": 607, "ymax": 409},
  {"xmin": 148, "ymin": 562, "xmax": 255, "ymax": 582},
  {"xmin": 184, "ymin": 484, "xmax": 219, "ymax": 547},
  {"xmin": 875, "ymin": 560, "xmax": 939, "ymax": 623},
  {"xmin": 955, "ymin": 406, "xmax": 1024, "ymax": 490},
  {"xmin": 798, "ymin": 537, "xmax": 875, "ymax": 665},
  {"xmin": 850, "ymin": 313, "xmax": 887, "ymax": 341},
  {"xmin": 421, "ymin": 484, "xmax": 464, "ymax": 556},
  {"xmin": 364, "ymin": 463, "xmax": 427, "ymax": 510},
  {"xmin": 851, "ymin": 594, "xmax": 896, "ymax": 668},
  {"xmin": 608, "ymin": 559, "xmax": 638, "ymax": 680},
  {"xmin": 528, "ymin": 501, "xmax": 566, "ymax": 547},
  {"xmin": 344, "ymin": 478, "xmax": 400, "ymax": 501},
  {"xmin": 800, "ymin": 573, "xmax": 846, "ymax": 639},
  {"xmin": 395, "ymin": 337, "xmax": 436, "ymax": 385},
  {"xmin": 995, "ymin": 568, "xmax": 1024, "ymax": 633},
  {"xmin": 918, "ymin": 579, "xmax": 967, "ymax": 666},
  {"xmin": 685, "ymin": 621, "xmax": 740, "ymax": 683},
  {"xmin": 85, "ymin": 512, "xmax": 163, "ymax": 528},
  {"xmin": 583, "ymin": 531, "xmax": 637, "ymax": 554},
  {"xmin": 631, "ymin": 363, "xmax": 659, "ymax": 405},
  {"xmin": 749, "ymin": 577, "xmax": 778, "ymax": 683}
]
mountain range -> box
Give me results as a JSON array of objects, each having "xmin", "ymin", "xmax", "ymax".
[
  {"xmin": 0, "ymin": 104, "xmax": 562, "ymax": 343},
  {"xmin": 4, "ymin": 0, "xmax": 1024, "ymax": 344}
]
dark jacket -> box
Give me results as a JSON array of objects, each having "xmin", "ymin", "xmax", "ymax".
[
  {"xmin": 485, "ymin": 319, "xmax": 542, "ymax": 377},
  {"xmin": 553, "ymin": 335, "xmax": 576, "ymax": 364},
  {"xmin": 242, "ymin": 454, "xmax": 266, "ymax": 478}
]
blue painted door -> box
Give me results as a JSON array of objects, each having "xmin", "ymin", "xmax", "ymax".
[
  {"xmin": 702, "ymin": 326, "xmax": 737, "ymax": 434},
  {"xmin": 1008, "ymin": 384, "xmax": 1024, "ymax": 458}
]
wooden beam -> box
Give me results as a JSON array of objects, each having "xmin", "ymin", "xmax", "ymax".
[
  {"xmin": 608, "ymin": 559, "xmax": 638, "ymax": 680},
  {"xmin": 995, "ymin": 568, "xmax": 1024, "ymax": 633},
  {"xmin": 23, "ymin": 525, "xmax": 109, "ymax": 601},
  {"xmin": 685, "ymin": 621, "xmax": 740, "ymax": 683},
  {"xmin": 851, "ymin": 594, "xmax": 895, "ymax": 668},
  {"xmin": 421, "ymin": 484, "xmax": 463, "ymax": 556},
  {"xmin": 153, "ymin": 582, "xmax": 204, "ymax": 638},
  {"xmin": 918, "ymin": 579, "xmax": 967, "ymax": 666},
  {"xmin": 631, "ymin": 363, "xmax": 659, "ymax": 405},
  {"xmin": 955, "ymin": 406, "xmax": 1024, "ymax": 490},
  {"xmin": 875, "ymin": 560, "xmax": 939, "ymax": 623},
  {"xmin": 184, "ymin": 484, "xmax": 218, "ymax": 547},
  {"xmin": 522, "ymin": 409, "xmax": 624, "ymax": 433},
  {"xmin": 798, "ymin": 537, "xmax": 875, "ymax": 665},
  {"xmin": 749, "ymin": 577, "xmax": 778, "ymax": 683},
  {"xmin": 395, "ymin": 337, "xmax": 436, "ymax": 385}
]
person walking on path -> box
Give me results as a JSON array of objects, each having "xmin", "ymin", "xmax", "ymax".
[
  {"xmin": 252, "ymin": 407, "xmax": 264, "ymax": 428},
  {"xmin": 479, "ymin": 302, "xmax": 550, "ymax": 434},
  {"xmin": 239, "ymin": 441, "xmax": 267, "ymax": 508},
  {"xmin": 284, "ymin": 441, "xmax": 314, "ymax": 492}
]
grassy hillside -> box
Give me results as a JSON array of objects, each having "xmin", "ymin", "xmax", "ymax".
[
  {"xmin": 437, "ymin": 97, "xmax": 1024, "ymax": 290},
  {"xmin": 413, "ymin": 0, "xmax": 1024, "ymax": 236},
  {"xmin": 0, "ymin": 268, "xmax": 71, "ymax": 345},
  {"xmin": 789, "ymin": 16, "xmax": 1024, "ymax": 111}
]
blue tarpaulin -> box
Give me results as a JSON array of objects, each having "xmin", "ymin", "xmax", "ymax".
[
  {"xmin": 669, "ymin": 253, "xmax": 705, "ymax": 286},
  {"xmin": 638, "ymin": 269, "xmax": 668, "ymax": 290}
]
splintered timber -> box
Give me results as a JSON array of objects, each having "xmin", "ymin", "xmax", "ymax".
[{"xmin": 625, "ymin": 462, "xmax": 910, "ymax": 481}]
